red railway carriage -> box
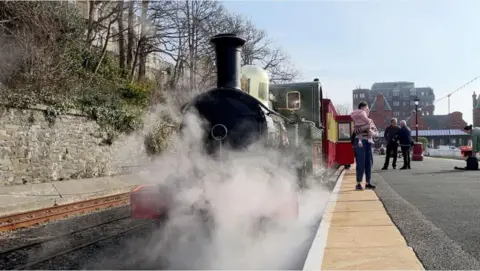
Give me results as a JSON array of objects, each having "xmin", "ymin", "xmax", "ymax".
[
  {"xmin": 321, "ymin": 99, "xmax": 355, "ymax": 169},
  {"xmin": 335, "ymin": 115, "xmax": 355, "ymax": 167}
]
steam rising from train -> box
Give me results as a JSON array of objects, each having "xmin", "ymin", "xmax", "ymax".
[{"xmin": 126, "ymin": 32, "xmax": 335, "ymax": 269}]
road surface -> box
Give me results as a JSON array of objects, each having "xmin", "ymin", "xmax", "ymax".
[{"xmin": 373, "ymin": 155, "xmax": 480, "ymax": 270}]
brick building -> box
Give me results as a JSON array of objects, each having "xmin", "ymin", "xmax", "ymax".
[
  {"xmin": 406, "ymin": 111, "xmax": 468, "ymax": 147},
  {"xmin": 367, "ymin": 93, "xmax": 468, "ymax": 148},
  {"xmin": 352, "ymin": 81, "xmax": 435, "ymax": 118}
]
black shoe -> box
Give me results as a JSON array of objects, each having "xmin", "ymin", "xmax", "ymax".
[
  {"xmin": 355, "ymin": 184, "xmax": 363, "ymax": 190},
  {"xmin": 407, "ymin": 165, "xmax": 411, "ymax": 169},
  {"xmin": 400, "ymin": 166, "xmax": 407, "ymax": 170},
  {"xmin": 365, "ymin": 183, "xmax": 376, "ymax": 190},
  {"xmin": 381, "ymin": 167, "xmax": 388, "ymax": 170},
  {"xmin": 393, "ymin": 166, "xmax": 396, "ymax": 169}
]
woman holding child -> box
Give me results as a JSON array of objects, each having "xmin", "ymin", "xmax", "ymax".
[{"xmin": 350, "ymin": 101, "xmax": 377, "ymax": 191}]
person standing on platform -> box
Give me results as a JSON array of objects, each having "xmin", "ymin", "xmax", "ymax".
[
  {"xmin": 397, "ymin": 120, "xmax": 413, "ymax": 170},
  {"xmin": 351, "ymin": 101, "xmax": 377, "ymax": 191},
  {"xmin": 382, "ymin": 118, "xmax": 400, "ymax": 170}
]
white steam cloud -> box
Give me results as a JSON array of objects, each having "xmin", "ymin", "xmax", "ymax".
[{"xmin": 113, "ymin": 100, "xmax": 331, "ymax": 270}]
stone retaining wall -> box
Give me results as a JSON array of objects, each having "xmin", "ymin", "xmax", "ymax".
[{"xmin": 0, "ymin": 105, "xmax": 149, "ymax": 186}]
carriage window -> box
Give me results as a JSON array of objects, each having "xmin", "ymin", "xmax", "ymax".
[
  {"xmin": 338, "ymin": 123, "xmax": 351, "ymax": 141},
  {"xmin": 286, "ymin": 91, "xmax": 301, "ymax": 109}
]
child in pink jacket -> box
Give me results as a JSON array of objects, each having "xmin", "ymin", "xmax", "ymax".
[{"xmin": 351, "ymin": 107, "xmax": 377, "ymax": 147}]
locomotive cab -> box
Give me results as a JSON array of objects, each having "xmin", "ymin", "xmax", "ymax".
[{"xmin": 269, "ymin": 81, "xmax": 324, "ymax": 185}]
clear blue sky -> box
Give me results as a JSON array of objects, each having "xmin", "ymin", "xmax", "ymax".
[{"xmin": 222, "ymin": 0, "xmax": 480, "ymax": 124}]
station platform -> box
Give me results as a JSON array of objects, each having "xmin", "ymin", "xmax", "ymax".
[
  {"xmin": 303, "ymin": 166, "xmax": 425, "ymax": 270},
  {"xmin": 0, "ymin": 173, "xmax": 149, "ymax": 217}
]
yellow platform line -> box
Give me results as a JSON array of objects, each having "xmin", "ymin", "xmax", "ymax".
[{"xmin": 303, "ymin": 166, "xmax": 425, "ymax": 271}]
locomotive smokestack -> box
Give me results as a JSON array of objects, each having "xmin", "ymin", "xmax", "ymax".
[{"xmin": 210, "ymin": 33, "xmax": 246, "ymax": 90}]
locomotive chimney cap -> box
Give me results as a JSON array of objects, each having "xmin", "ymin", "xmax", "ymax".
[
  {"xmin": 210, "ymin": 33, "xmax": 246, "ymax": 46},
  {"xmin": 314, "ymin": 78, "xmax": 319, "ymax": 82}
]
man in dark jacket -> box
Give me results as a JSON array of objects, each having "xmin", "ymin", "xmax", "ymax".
[
  {"xmin": 397, "ymin": 120, "xmax": 413, "ymax": 170},
  {"xmin": 382, "ymin": 118, "xmax": 400, "ymax": 170}
]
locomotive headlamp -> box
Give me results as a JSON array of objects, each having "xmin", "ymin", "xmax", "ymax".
[{"xmin": 414, "ymin": 97, "xmax": 420, "ymax": 106}]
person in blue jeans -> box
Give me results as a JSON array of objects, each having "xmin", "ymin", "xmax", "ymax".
[{"xmin": 351, "ymin": 101, "xmax": 377, "ymax": 191}]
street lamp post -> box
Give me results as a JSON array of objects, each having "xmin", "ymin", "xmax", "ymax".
[
  {"xmin": 414, "ymin": 97, "xmax": 419, "ymax": 142},
  {"xmin": 412, "ymin": 97, "xmax": 423, "ymax": 161}
]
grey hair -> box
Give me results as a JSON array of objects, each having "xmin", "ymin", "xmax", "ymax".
[
  {"xmin": 400, "ymin": 120, "xmax": 407, "ymax": 126},
  {"xmin": 391, "ymin": 117, "xmax": 398, "ymax": 123}
]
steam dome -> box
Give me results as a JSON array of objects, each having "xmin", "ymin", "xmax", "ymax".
[{"xmin": 241, "ymin": 65, "xmax": 270, "ymax": 108}]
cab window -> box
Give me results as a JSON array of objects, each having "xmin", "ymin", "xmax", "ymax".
[
  {"xmin": 287, "ymin": 91, "xmax": 301, "ymax": 109},
  {"xmin": 338, "ymin": 122, "xmax": 352, "ymax": 141}
]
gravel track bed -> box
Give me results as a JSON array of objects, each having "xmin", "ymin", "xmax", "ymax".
[
  {"xmin": 0, "ymin": 206, "xmax": 130, "ymax": 250},
  {"xmin": 0, "ymin": 206, "xmax": 161, "ymax": 270},
  {"xmin": 0, "ymin": 217, "xmax": 148, "ymax": 270},
  {"xmin": 27, "ymin": 222, "xmax": 160, "ymax": 270}
]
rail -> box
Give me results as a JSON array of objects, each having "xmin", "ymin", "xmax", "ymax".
[
  {"xmin": 0, "ymin": 216, "xmax": 152, "ymax": 270},
  {"xmin": 0, "ymin": 193, "xmax": 130, "ymax": 232}
]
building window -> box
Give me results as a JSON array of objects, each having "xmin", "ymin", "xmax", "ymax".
[
  {"xmin": 393, "ymin": 89, "xmax": 400, "ymax": 96},
  {"xmin": 393, "ymin": 112, "xmax": 400, "ymax": 116},
  {"xmin": 359, "ymin": 93, "xmax": 365, "ymax": 98},
  {"xmin": 287, "ymin": 91, "xmax": 301, "ymax": 109},
  {"xmin": 393, "ymin": 101, "xmax": 400, "ymax": 106},
  {"xmin": 421, "ymin": 92, "xmax": 425, "ymax": 96}
]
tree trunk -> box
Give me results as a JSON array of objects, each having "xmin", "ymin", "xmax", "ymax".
[
  {"xmin": 117, "ymin": 0, "xmax": 126, "ymax": 76},
  {"xmin": 137, "ymin": 0, "xmax": 149, "ymax": 81},
  {"xmin": 94, "ymin": 19, "xmax": 115, "ymax": 74},
  {"xmin": 126, "ymin": 0, "xmax": 135, "ymax": 72}
]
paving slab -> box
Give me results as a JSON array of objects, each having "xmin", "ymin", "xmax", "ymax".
[
  {"xmin": 330, "ymin": 210, "xmax": 395, "ymax": 227},
  {"xmin": 322, "ymin": 246, "xmax": 424, "ymax": 270},
  {"xmin": 333, "ymin": 200, "xmax": 385, "ymax": 212},
  {"xmin": 326, "ymin": 225, "xmax": 408, "ymax": 248},
  {"xmin": 336, "ymin": 190, "xmax": 379, "ymax": 201}
]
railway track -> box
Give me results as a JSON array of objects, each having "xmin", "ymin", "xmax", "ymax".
[
  {"xmin": 0, "ymin": 193, "xmax": 131, "ymax": 232},
  {"xmin": 0, "ymin": 215, "xmax": 152, "ymax": 270}
]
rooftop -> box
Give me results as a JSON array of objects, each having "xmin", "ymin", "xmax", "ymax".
[
  {"xmin": 370, "ymin": 94, "xmax": 392, "ymax": 111},
  {"xmin": 411, "ymin": 129, "xmax": 469, "ymax": 137},
  {"xmin": 376, "ymin": 129, "xmax": 468, "ymax": 137}
]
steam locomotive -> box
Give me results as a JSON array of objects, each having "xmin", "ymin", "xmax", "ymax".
[{"xmin": 130, "ymin": 33, "xmax": 354, "ymax": 222}]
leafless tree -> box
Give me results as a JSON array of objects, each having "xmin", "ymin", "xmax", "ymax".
[
  {"xmin": 220, "ymin": 13, "xmax": 300, "ymax": 83},
  {"xmin": 335, "ymin": 103, "xmax": 353, "ymax": 115}
]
